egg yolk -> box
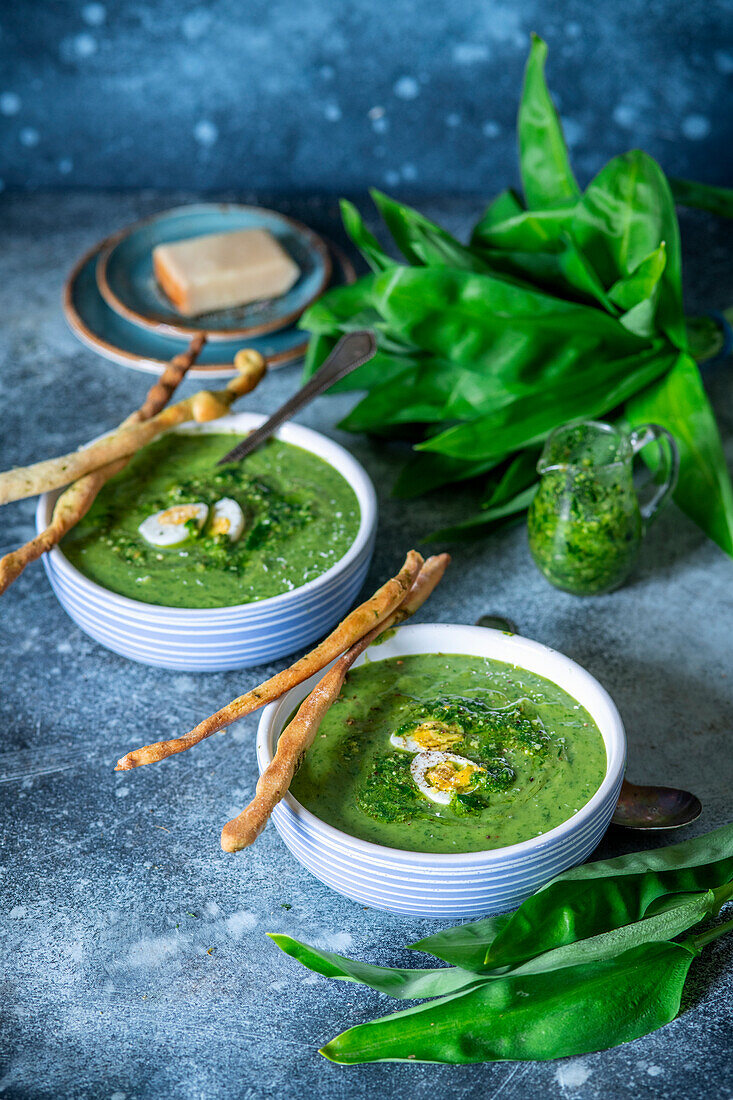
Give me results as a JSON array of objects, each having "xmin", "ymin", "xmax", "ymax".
[
  {"xmin": 157, "ymin": 505, "xmax": 204, "ymax": 526},
  {"xmin": 425, "ymin": 760, "xmax": 482, "ymax": 792},
  {"xmin": 209, "ymin": 514, "xmax": 232, "ymax": 536},
  {"xmin": 410, "ymin": 721, "xmax": 463, "ymax": 751}
]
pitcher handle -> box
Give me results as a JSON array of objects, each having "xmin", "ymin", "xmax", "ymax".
[{"xmin": 629, "ymin": 423, "xmax": 679, "ymax": 525}]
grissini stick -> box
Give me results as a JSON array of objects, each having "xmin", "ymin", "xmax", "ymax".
[
  {"xmin": 0, "ymin": 334, "xmax": 207, "ymax": 596},
  {"xmin": 0, "ymin": 348, "xmax": 266, "ymax": 504},
  {"xmin": 115, "ymin": 551, "xmax": 425, "ymax": 771},
  {"xmin": 220, "ymin": 554, "xmax": 450, "ymax": 853}
]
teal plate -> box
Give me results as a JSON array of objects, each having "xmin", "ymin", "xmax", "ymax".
[
  {"xmin": 96, "ymin": 204, "xmax": 332, "ymax": 342},
  {"xmin": 64, "ymin": 236, "xmax": 354, "ymax": 378}
]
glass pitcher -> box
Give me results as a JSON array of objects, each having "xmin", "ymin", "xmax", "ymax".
[{"xmin": 527, "ymin": 420, "xmax": 679, "ymax": 596}]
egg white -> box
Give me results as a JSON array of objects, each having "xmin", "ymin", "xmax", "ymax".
[
  {"xmin": 409, "ymin": 751, "xmax": 485, "ymax": 805},
  {"xmin": 209, "ymin": 497, "xmax": 245, "ymax": 541},
  {"xmin": 138, "ymin": 502, "xmax": 208, "ymax": 547}
]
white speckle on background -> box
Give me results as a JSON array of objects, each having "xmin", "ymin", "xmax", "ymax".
[
  {"xmin": 194, "ymin": 120, "xmax": 218, "ymax": 146},
  {"xmin": 372, "ymin": 116, "xmax": 388, "ymax": 134},
  {"xmin": 368, "ymin": 105, "xmax": 385, "ymax": 120},
  {"xmin": 319, "ymin": 64, "xmax": 335, "ymax": 81},
  {"xmin": 57, "ymin": 639, "xmax": 73, "ymax": 652},
  {"xmin": 228, "ymin": 721, "xmax": 249, "ymax": 743},
  {"xmin": 110, "ymin": 1092, "xmax": 127, "ymax": 1100},
  {"xmin": 9, "ymin": 906, "xmax": 27, "ymax": 918},
  {"xmin": 453, "ymin": 43, "xmax": 489, "ymax": 64},
  {"xmin": 402, "ymin": 163, "xmax": 417, "ymax": 181},
  {"xmin": 394, "ymin": 76, "xmax": 419, "ymax": 100},
  {"xmin": 126, "ymin": 933, "xmax": 181, "ymax": 967},
  {"xmin": 482, "ymin": 120, "xmax": 501, "ymax": 138},
  {"xmin": 555, "ymin": 1060, "xmax": 592, "ymax": 1088},
  {"xmin": 68, "ymin": 941, "xmax": 84, "ymax": 962},
  {"xmin": 446, "ymin": 112, "xmax": 461, "ymax": 128},
  {"xmin": 0, "ymin": 92, "xmax": 20, "ymax": 116},
  {"xmin": 319, "ymin": 931, "xmax": 353, "ymax": 952},
  {"xmin": 715, "ymin": 50, "xmax": 733, "ymax": 74},
  {"xmin": 384, "ymin": 169, "xmax": 400, "ymax": 187},
  {"xmin": 82, "ymin": 3, "xmax": 106, "ymax": 26},
  {"xmin": 484, "ymin": 7, "xmax": 527, "ymax": 48},
  {"xmin": 225, "ymin": 910, "xmax": 257, "ymax": 939},
  {"xmin": 19, "ymin": 127, "xmax": 39, "ymax": 147},
  {"xmin": 560, "ymin": 116, "xmax": 584, "ymax": 147},
  {"xmin": 566, "ymin": 21, "xmax": 581, "ymax": 38},
  {"xmin": 173, "ymin": 674, "xmax": 195, "ymax": 693},
  {"xmin": 115, "ymin": 786, "xmax": 130, "ymax": 798},
  {"xmin": 647, "ymin": 1065, "xmax": 664, "ymax": 1077},
  {"xmin": 613, "ymin": 103, "xmax": 638, "ymax": 130},
  {"xmin": 682, "ymin": 114, "xmax": 711, "ymax": 140},
  {"xmin": 182, "ymin": 9, "xmax": 212, "ymax": 41},
  {"xmin": 205, "ymin": 901, "xmax": 220, "ymax": 916},
  {"xmin": 324, "ymin": 102, "xmax": 342, "ymax": 122},
  {"xmin": 60, "ymin": 33, "xmax": 97, "ymax": 61}
]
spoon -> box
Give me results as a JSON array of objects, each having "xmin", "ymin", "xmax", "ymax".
[
  {"xmin": 475, "ymin": 614, "xmax": 519, "ymax": 634},
  {"xmin": 218, "ymin": 329, "xmax": 377, "ymax": 465},
  {"xmin": 474, "ymin": 613, "xmax": 703, "ymax": 830},
  {"xmin": 611, "ymin": 780, "xmax": 702, "ymax": 830}
]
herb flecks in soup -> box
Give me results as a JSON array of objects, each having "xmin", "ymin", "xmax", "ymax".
[
  {"xmin": 290, "ymin": 653, "xmax": 607, "ymax": 853},
  {"xmin": 61, "ymin": 432, "xmax": 360, "ymax": 609}
]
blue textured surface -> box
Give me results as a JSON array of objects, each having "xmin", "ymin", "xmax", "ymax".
[
  {"xmin": 1, "ymin": 1, "xmax": 732, "ymax": 192},
  {"xmin": 1, "ymin": 191, "xmax": 733, "ymax": 1098}
]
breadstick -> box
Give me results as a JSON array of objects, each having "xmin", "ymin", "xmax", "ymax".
[
  {"xmin": 0, "ymin": 348, "xmax": 266, "ymax": 505},
  {"xmin": 115, "ymin": 550, "xmax": 425, "ymax": 771},
  {"xmin": 220, "ymin": 554, "xmax": 449, "ymax": 852},
  {"xmin": 0, "ymin": 335, "xmax": 207, "ymax": 596}
]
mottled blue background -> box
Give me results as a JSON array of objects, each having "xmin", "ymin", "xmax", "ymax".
[{"xmin": 1, "ymin": 0, "xmax": 732, "ymax": 194}]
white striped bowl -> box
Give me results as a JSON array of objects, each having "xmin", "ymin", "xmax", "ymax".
[
  {"xmin": 257, "ymin": 624, "xmax": 626, "ymax": 918},
  {"xmin": 37, "ymin": 413, "xmax": 377, "ymax": 671}
]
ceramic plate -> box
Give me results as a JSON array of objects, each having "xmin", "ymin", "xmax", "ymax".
[
  {"xmin": 96, "ymin": 204, "xmax": 332, "ymax": 341},
  {"xmin": 64, "ymin": 237, "xmax": 355, "ymax": 378}
]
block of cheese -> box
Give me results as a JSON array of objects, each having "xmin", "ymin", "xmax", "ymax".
[{"xmin": 152, "ymin": 227, "xmax": 300, "ymax": 316}]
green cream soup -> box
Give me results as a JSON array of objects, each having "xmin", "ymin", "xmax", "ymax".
[
  {"xmin": 61, "ymin": 432, "xmax": 361, "ymax": 609},
  {"xmin": 290, "ymin": 653, "xmax": 607, "ymax": 854}
]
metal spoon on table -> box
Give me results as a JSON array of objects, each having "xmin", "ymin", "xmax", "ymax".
[
  {"xmin": 611, "ymin": 780, "xmax": 702, "ymax": 830},
  {"xmin": 218, "ymin": 330, "xmax": 377, "ymax": 465},
  {"xmin": 474, "ymin": 614, "xmax": 702, "ymax": 830}
]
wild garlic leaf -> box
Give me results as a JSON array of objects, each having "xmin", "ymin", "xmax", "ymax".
[
  {"xmin": 320, "ymin": 939, "xmax": 698, "ymax": 1064},
  {"xmin": 572, "ymin": 151, "xmax": 686, "ymax": 349},
  {"xmin": 419, "ymin": 345, "xmax": 676, "ymax": 462},
  {"xmin": 340, "ymin": 199, "xmax": 396, "ymax": 273},
  {"xmin": 484, "ymin": 818, "xmax": 733, "ymax": 970},
  {"xmin": 268, "ymin": 934, "xmax": 483, "ymax": 1000},
  {"xmin": 518, "ymin": 34, "xmax": 580, "ymax": 210},
  {"xmin": 670, "ymin": 177, "xmax": 733, "ymax": 219},
  {"xmin": 626, "ymin": 352, "xmax": 733, "ymax": 555}
]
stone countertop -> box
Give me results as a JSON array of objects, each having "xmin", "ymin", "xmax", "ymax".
[{"xmin": 1, "ymin": 191, "xmax": 732, "ymax": 1100}]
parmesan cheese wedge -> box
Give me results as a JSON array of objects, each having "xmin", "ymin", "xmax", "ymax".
[{"xmin": 153, "ymin": 228, "xmax": 300, "ymax": 316}]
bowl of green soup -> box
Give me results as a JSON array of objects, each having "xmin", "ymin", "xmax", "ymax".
[
  {"xmin": 36, "ymin": 413, "xmax": 376, "ymax": 670},
  {"xmin": 257, "ymin": 624, "xmax": 626, "ymax": 917}
]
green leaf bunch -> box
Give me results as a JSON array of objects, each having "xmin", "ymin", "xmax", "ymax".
[
  {"xmin": 270, "ymin": 819, "xmax": 733, "ymax": 1062},
  {"xmin": 300, "ymin": 34, "xmax": 733, "ymax": 553}
]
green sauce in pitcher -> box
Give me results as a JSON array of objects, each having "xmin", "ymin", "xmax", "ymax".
[{"xmin": 528, "ymin": 420, "xmax": 678, "ymax": 596}]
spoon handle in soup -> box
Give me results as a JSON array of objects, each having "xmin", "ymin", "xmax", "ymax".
[{"xmin": 217, "ymin": 330, "xmax": 377, "ymax": 465}]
